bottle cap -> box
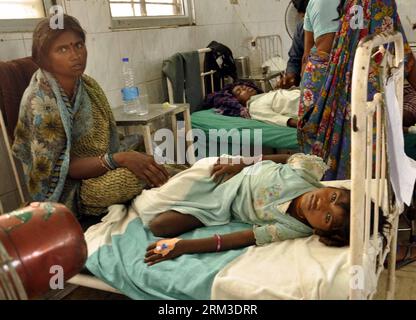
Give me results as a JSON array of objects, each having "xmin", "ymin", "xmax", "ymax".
[{"xmin": 122, "ymin": 58, "xmax": 129, "ymax": 62}]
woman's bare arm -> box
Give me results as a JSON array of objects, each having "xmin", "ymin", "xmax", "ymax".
[
  {"xmin": 68, "ymin": 156, "xmax": 108, "ymax": 179},
  {"xmin": 262, "ymin": 154, "xmax": 291, "ymax": 164},
  {"xmin": 302, "ymin": 30, "xmax": 315, "ymax": 75},
  {"xmin": 69, "ymin": 151, "xmax": 169, "ymax": 187}
]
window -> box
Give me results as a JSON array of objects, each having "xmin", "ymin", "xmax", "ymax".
[
  {"xmin": 0, "ymin": 0, "xmax": 57, "ymax": 32},
  {"xmin": 109, "ymin": 0, "xmax": 194, "ymax": 29}
]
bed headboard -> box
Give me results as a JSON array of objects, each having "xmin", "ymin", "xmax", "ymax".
[
  {"xmin": 166, "ymin": 34, "xmax": 284, "ymax": 105},
  {"xmin": 252, "ymin": 34, "xmax": 284, "ymax": 65},
  {"xmin": 350, "ymin": 31, "xmax": 405, "ymax": 299}
]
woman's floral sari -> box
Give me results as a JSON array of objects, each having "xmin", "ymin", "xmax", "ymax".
[{"xmin": 298, "ymin": 0, "xmax": 414, "ymax": 180}]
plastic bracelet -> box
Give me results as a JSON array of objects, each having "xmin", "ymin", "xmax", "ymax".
[
  {"xmin": 99, "ymin": 155, "xmax": 111, "ymax": 171},
  {"xmin": 103, "ymin": 153, "xmax": 116, "ymax": 170},
  {"xmin": 107, "ymin": 153, "xmax": 120, "ymax": 169},
  {"xmin": 214, "ymin": 234, "xmax": 221, "ymax": 252},
  {"xmin": 153, "ymin": 238, "xmax": 181, "ymax": 257}
]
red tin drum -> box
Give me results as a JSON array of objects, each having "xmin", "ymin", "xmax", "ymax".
[{"xmin": 0, "ymin": 202, "xmax": 87, "ymax": 299}]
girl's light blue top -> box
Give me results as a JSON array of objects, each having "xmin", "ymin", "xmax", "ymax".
[{"xmin": 168, "ymin": 154, "xmax": 328, "ymax": 245}]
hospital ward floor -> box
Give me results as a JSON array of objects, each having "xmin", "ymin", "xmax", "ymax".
[{"xmin": 374, "ymin": 221, "xmax": 416, "ymax": 300}]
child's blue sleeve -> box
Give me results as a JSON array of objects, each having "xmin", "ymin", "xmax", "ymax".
[
  {"xmin": 253, "ymin": 223, "xmax": 312, "ymax": 245},
  {"xmin": 287, "ymin": 153, "xmax": 329, "ymax": 183}
]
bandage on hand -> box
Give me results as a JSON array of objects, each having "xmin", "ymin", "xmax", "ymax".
[{"xmin": 153, "ymin": 238, "xmax": 181, "ymax": 257}]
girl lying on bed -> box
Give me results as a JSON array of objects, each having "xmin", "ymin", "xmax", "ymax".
[
  {"xmin": 204, "ymin": 80, "xmax": 300, "ymax": 128},
  {"xmin": 133, "ymin": 153, "xmax": 354, "ymax": 266}
]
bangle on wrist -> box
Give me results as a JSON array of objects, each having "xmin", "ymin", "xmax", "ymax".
[
  {"xmin": 214, "ymin": 234, "xmax": 222, "ymax": 252},
  {"xmin": 103, "ymin": 153, "xmax": 114, "ymax": 170},
  {"xmin": 107, "ymin": 153, "xmax": 120, "ymax": 169},
  {"xmin": 99, "ymin": 155, "xmax": 111, "ymax": 171}
]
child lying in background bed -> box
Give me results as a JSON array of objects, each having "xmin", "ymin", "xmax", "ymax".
[
  {"xmin": 204, "ymin": 81, "xmax": 300, "ymax": 128},
  {"xmin": 132, "ymin": 153, "xmax": 357, "ymax": 266}
]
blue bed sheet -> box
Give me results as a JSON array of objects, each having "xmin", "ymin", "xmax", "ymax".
[
  {"xmin": 86, "ymin": 217, "xmax": 250, "ymax": 300},
  {"xmin": 191, "ymin": 109, "xmax": 299, "ymax": 156}
]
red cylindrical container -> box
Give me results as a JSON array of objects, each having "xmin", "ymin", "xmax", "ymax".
[{"xmin": 0, "ymin": 202, "xmax": 87, "ymax": 299}]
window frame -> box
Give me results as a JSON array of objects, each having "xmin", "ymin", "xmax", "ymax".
[
  {"xmin": 0, "ymin": 0, "xmax": 59, "ymax": 33},
  {"xmin": 109, "ymin": 0, "xmax": 195, "ymax": 30}
]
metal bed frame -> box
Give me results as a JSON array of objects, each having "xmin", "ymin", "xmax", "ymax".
[
  {"xmin": 350, "ymin": 31, "xmax": 404, "ymax": 299},
  {"xmin": 166, "ymin": 34, "xmax": 284, "ymax": 103},
  {"xmin": 253, "ymin": 34, "xmax": 284, "ymax": 66},
  {"xmin": 0, "ymin": 32, "xmax": 407, "ymax": 300}
]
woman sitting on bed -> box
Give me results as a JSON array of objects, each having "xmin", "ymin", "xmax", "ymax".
[
  {"xmin": 12, "ymin": 15, "xmax": 169, "ymax": 219},
  {"xmin": 134, "ymin": 153, "xmax": 355, "ymax": 266},
  {"xmin": 204, "ymin": 80, "xmax": 300, "ymax": 128}
]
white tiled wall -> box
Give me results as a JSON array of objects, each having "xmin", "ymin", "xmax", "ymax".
[
  {"xmin": 1, "ymin": 0, "xmax": 415, "ymax": 107},
  {"xmin": 0, "ymin": 0, "xmax": 289, "ymax": 106}
]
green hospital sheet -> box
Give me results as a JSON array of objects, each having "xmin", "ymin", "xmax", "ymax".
[
  {"xmin": 192, "ymin": 109, "xmax": 416, "ymax": 160},
  {"xmin": 191, "ymin": 109, "xmax": 299, "ymax": 156},
  {"xmin": 405, "ymin": 133, "xmax": 416, "ymax": 160},
  {"xmin": 86, "ymin": 218, "xmax": 250, "ymax": 300}
]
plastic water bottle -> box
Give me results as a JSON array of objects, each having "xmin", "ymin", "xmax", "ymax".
[{"xmin": 121, "ymin": 57, "xmax": 141, "ymax": 114}]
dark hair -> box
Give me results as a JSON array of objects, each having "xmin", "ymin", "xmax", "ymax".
[
  {"xmin": 32, "ymin": 14, "xmax": 86, "ymax": 70},
  {"xmin": 315, "ymin": 192, "xmax": 391, "ymax": 247},
  {"xmin": 315, "ymin": 189, "xmax": 351, "ymax": 247},
  {"xmin": 227, "ymin": 80, "xmax": 263, "ymax": 96},
  {"xmin": 291, "ymin": 0, "xmax": 309, "ymax": 14},
  {"xmin": 333, "ymin": 0, "xmax": 347, "ymax": 21}
]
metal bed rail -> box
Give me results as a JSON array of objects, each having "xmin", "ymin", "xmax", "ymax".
[
  {"xmin": 350, "ymin": 31, "xmax": 405, "ymax": 300},
  {"xmin": 166, "ymin": 48, "xmax": 217, "ymax": 105},
  {"xmin": 253, "ymin": 34, "xmax": 284, "ymax": 64},
  {"xmin": 167, "ymin": 34, "xmax": 284, "ymax": 104}
]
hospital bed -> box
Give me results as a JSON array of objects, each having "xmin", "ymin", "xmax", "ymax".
[
  {"xmin": 0, "ymin": 32, "xmax": 408, "ymax": 299},
  {"xmin": 166, "ymin": 35, "xmax": 416, "ymax": 161},
  {"xmin": 75, "ymin": 32, "xmax": 405, "ymax": 299},
  {"xmin": 166, "ymin": 34, "xmax": 299, "ymax": 157}
]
